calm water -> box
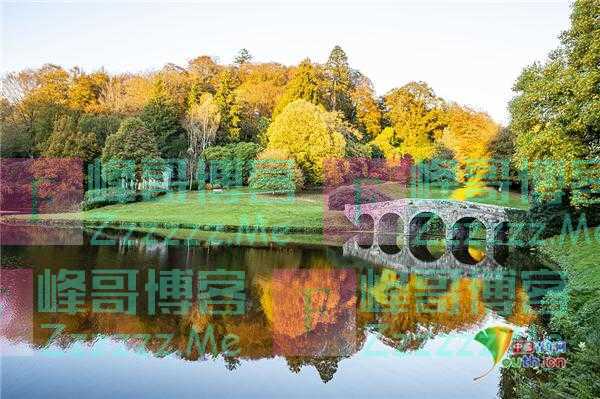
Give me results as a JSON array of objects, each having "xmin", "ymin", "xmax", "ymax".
[{"xmin": 0, "ymin": 228, "xmax": 559, "ymax": 398}]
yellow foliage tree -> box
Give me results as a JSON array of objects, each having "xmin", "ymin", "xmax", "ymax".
[
  {"xmin": 377, "ymin": 82, "xmax": 446, "ymax": 162},
  {"xmin": 441, "ymin": 104, "xmax": 500, "ymax": 200},
  {"xmin": 265, "ymin": 99, "xmax": 346, "ymax": 184},
  {"xmin": 350, "ymin": 75, "xmax": 382, "ymax": 138}
]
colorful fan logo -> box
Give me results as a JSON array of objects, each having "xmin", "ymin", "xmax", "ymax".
[{"xmin": 473, "ymin": 326, "xmax": 514, "ymax": 381}]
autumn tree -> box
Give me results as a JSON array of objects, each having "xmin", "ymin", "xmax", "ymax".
[
  {"xmin": 235, "ymin": 63, "xmax": 290, "ymax": 141},
  {"xmin": 350, "ymin": 74, "xmax": 382, "ymax": 139},
  {"xmin": 266, "ymin": 99, "xmax": 346, "ymax": 184},
  {"xmin": 153, "ymin": 65, "xmax": 192, "ymax": 112},
  {"xmin": 99, "ymin": 74, "xmax": 154, "ymax": 115},
  {"xmin": 273, "ymin": 59, "xmax": 325, "ymax": 116},
  {"xmin": 15, "ymin": 65, "xmax": 70, "ymax": 153},
  {"xmin": 375, "ymin": 82, "xmax": 446, "ymax": 162},
  {"xmin": 183, "ymin": 93, "xmax": 221, "ymax": 189},
  {"xmin": 187, "ymin": 55, "xmax": 221, "ymax": 93},
  {"xmin": 67, "ymin": 68, "xmax": 109, "ymax": 113},
  {"xmin": 441, "ymin": 105, "xmax": 499, "ymax": 198}
]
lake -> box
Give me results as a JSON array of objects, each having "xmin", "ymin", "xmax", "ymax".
[{"xmin": 0, "ymin": 228, "xmax": 563, "ymax": 398}]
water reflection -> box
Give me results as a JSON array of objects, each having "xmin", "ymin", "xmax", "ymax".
[{"xmin": 1, "ymin": 230, "xmax": 563, "ymax": 397}]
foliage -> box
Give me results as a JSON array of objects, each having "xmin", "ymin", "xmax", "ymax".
[
  {"xmin": 203, "ymin": 142, "xmax": 261, "ymax": 184},
  {"xmin": 77, "ymin": 113, "xmax": 121, "ymax": 148},
  {"xmin": 183, "ymin": 93, "xmax": 221, "ymax": 188},
  {"xmin": 140, "ymin": 94, "xmax": 186, "ymax": 158},
  {"xmin": 82, "ymin": 187, "xmax": 137, "ymax": 210},
  {"xmin": 235, "ymin": 63, "xmax": 289, "ymax": 141},
  {"xmin": 233, "ymin": 48, "xmax": 253, "ymax": 65},
  {"xmin": 488, "ymin": 126, "xmax": 517, "ymax": 182},
  {"xmin": 0, "ymin": 98, "xmax": 33, "ymax": 157},
  {"xmin": 101, "ymin": 117, "xmax": 161, "ymax": 184},
  {"xmin": 441, "ymin": 104, "xmax": 499, "ymax": 200},
  {"xmin": 327, "ymin": 185, "xmax": 392, "ymax": 210},
  {"xmin": 509, "ymin": 0, "xmax": 600, "ymax": 207},
  {"xmin": 323, "ymin": 45, "xmax": 354, "ymax": 119},
  {"xmin": 100, "ymin": 73, "xmax": 154, "ymax": 115},
  {"xmin": 248, "ymin": 148, "xmax": 304, "ymax": 193},
  {"xmin": 214, "ymin": 69, "xmax": 241, "ymax": 143},
  {"xmin": 30, "ymin": 157, "xmax": 84, "ymax": 212},
  {"xmin": 350, "ymin": 75, "xmax": 382, "ymax": 139},
  {"xmin": 42, "ymin": 115, "xmax": 100, "ymax": 162},
  {"xmin": 67, "ymin": 69, "xmax": 108, "ymax": 113},
  {"xmin": 266, "ymin": 99, "xmax": 346, "ymax": 184},
  {"xmin": 323, "ymin": 156, "xmax": 413, "ymax": 188},
  {"xmin": 273, "ymin": 59, "xmax": 325, "ymax": 116},
  {"xmin": 82, "ymin": 187, "xmax": 166, "ymax": 210},
  {"xmin": 376, "ymin": 82, "xmax": 446, "ymax": 162}
]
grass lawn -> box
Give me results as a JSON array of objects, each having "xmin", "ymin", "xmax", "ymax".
[
  {"xmin": 540, "ymin": 227, "xmax": 600, "ymax": 291},
  {"xmin": 29, "ymin": 189, "xmax": 327, "ymax": 232}
]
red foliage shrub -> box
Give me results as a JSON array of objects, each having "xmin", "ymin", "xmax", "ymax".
[{"xmin": 327, "ymin": 185, "xmax": 392, "ymax": 210}]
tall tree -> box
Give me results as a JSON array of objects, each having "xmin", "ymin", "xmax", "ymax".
[
  {"xmin": 183, "ymin": 93, "xmax": 221, "ymax": 189},
  {"xmin": 140, "ymin": 92, "xmax": 186, "ymax": 158},
  {"xmin": 42, "ymin": 115, "xmax": 99, "ymax": 163},
  {"xmin": 234, "ymin": 48, "xmax": 253, "ymax": 66},
  {"xmin": 214, "ymin": 69, "xmax": 241, "ymax": 143},
  {"xmin": 101, "ymin": 117, "xmax": 161, "ymax": 185},
  {"xmin": 273, "ymin": 59, "xmax": 325, "ymax": 116},
  {"xmin": 67, "ymin": 69, "xmax": 109, "ymax": 113},
  {"xmin": 187, "ymin": 55, "xmax": 220, "ymax": 93},
  {"xmin": 18, "ymin": 65, "xmax": 70, "ymax": 153},
  {"xmin": 77, "ymin": 113, "xmax": 121, "ymax": 149},
  {"xmin": 324, "ymin": 45, "xmax": 353, "ymax": 119},
  {"xmin": 375, "ymin": 82, "xmax": 446, "ymax": 162},
  {"xmin": 266, "ymin": 99, "xmax": 346, "ymax": 184},
  {"xmin": 509, "ymin": 0, "xmax": 600, "ymax": 206},
  {"xmin": 441, "ymin": 104, "xmax": 499, "ymax": 200},
  {"xmin": 235, "ymin": 63, "xmax": 290, "ymax": 141},
  {"xmin": 350, "ymin": 74, "xmax": 382, "ymax": 139},
  {"xmin": 153, "ymin": 65, "xmax": 192, "ymax": 113}
]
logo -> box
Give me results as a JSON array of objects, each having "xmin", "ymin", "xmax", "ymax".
[{"xmin": 473, "ymin": 325, "xmax": 514, "ymax": 381}]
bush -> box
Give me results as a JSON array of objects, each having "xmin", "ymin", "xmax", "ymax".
[
  {"xmin": 82, "ymin": 187, "xmax": 166, "ymax": 210},
  {"xmin": 82, "ymin": 188, "xmax": 137, "ymax": 210},
  {"xmin": 203, "ymin": 142, "xmax": 260, "ymax": 185},
  {"xmin": 327, "ymin": 185, "xmax": 392, "ymax": 211},
  {"xmin": 248, "ymin": 148, "xmax": 304, "ymax": 193}
]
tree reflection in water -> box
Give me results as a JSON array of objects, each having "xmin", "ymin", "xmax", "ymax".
[{"xmin": 0, "ymin": 232, "xmax": 556, "ymax": 384}]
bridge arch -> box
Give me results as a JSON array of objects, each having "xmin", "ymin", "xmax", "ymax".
[
  {"xmin": 407, "ymin": 211, "xmax": 446, "ymax": 262},
  {"xmin": 493, "ymin": 221, "xmax": 510, "ymax": 245},
  {"xmin": 356, "ymin": 213, "xmax": 374, "ymax": 249},
  {"xmin": 377, "ymin": 212, "xmax": 405, "ymax": 254},
  {"xmin": 448, "ymin": 216, "xmax": 487, "ymax": 245}
]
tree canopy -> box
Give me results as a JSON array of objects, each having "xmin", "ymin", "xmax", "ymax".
[
  {"xmin": 509, "ymin": 0, "xmax": 599, "ymax": 206},
  {"xmin": 266, "ymin": 99, "xmax": 346, "ymax": 184}
]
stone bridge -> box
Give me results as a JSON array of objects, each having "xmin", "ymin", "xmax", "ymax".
[
  {"xmin": 342, "ymin": 198, "xmax": 521, "ymax": 269},
  {"xmin": 344, "ymin": 198, "xmax": 516, "ymax": 243}
]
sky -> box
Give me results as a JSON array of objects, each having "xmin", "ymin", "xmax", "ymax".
[{"xmin": 1, "ymin": 0, "xmax": 572, "ymax": 123}]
